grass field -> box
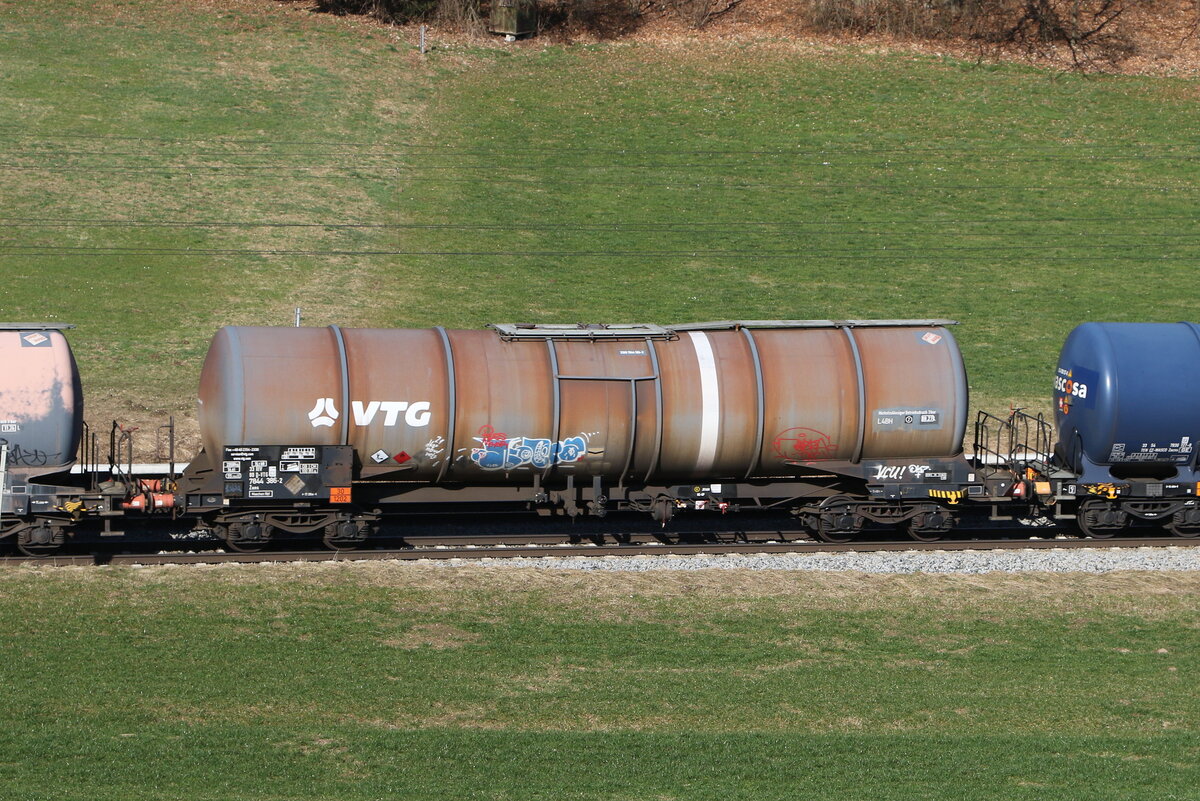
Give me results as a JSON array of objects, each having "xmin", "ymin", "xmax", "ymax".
[
  {"xmin": 1, "ymin": 1, "xmax": 1198, "ymax": 454},
  {"xmin": 2, "ymin": 563, "xmax": 1199, "ymax": 799},
  {"xmin": 3, "ymin": 13, "xmax": 1199, "ymax": 793}
]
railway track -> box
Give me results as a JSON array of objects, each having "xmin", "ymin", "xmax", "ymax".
[{"xmin": 0, "ymin": 535, "xmax": 1193, "ymax": 567}]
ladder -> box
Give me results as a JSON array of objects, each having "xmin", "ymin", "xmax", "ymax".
[{"xmin": 0, "ymin": 443, "xmax": 7, "ymax": 519}]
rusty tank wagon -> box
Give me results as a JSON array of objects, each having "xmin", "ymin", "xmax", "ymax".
[{"xmin": 179, "ymin": 320, "xmax": 979, "ymax": 549}]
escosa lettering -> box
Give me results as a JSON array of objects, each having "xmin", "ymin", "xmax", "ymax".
[{"xmin": 1054, "ymin": 374, "xmax": 1088, "ymax": 399}]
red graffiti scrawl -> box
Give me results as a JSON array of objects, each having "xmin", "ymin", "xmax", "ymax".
[
  {"xmin": 772, "ymin": 427, "xmax": 837, "ymax": 461},
  {"xmin": 476, "ymin": 425, "xmax": 509, "ymax": 447}
]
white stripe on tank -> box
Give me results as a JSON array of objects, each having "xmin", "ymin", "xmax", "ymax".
[{"xmin": 687, "ymin": 331, "xmax": 721, "ymax": 474}]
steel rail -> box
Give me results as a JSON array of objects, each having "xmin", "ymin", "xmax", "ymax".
[{"xmin": 0, "ymin": 536, "xmax": 1194, "ymax": 567}]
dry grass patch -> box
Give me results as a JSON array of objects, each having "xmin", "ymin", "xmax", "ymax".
[
  {"xmin": 381, "ymin": 622, "xmax": 482, "ymax": 649},
  {"xmin": 350, "ymin": 704, "xmax": 511, "ymax": 729},
  {"xmin": 18, "ymin": 560, "xmax": 1200, "ymax": 620}
]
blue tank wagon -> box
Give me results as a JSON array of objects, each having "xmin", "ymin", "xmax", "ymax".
[{"xmin": 1052, "ymin": 322, "xmax": 1200, "ymax": 537}]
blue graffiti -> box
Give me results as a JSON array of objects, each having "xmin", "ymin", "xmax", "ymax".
[{"xmin": 471, "ymin": 433, "xmax": 591, "ymax": 471}]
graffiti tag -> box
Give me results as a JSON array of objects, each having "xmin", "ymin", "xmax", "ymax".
[
  {"xmin": 0, "ymin": 439, "xmax": 59, "ymax": 467},
  {"xmin": 772, "ymin": 427, "xmax": 837, "ymax": 461},
  {"xmin": 870, "ymin": 464, "xmax": 947, "ymax": 482},
  {"xmin": 470, "ymin": 427, "xmax": 594, "ymax": 471},
  {"xmin": 423, "ymin": 436, "xmax": 446, "ymax": 461}
]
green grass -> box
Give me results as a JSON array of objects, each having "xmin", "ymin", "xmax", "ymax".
[
  {"xmin": 4, "ymin": 12, "xmax": 1199, "ymax": 797},
  {"xmin": 1, "ymin": 2, "xmax": 1199, "ymax": 441},
  {"xmin": 2, "ymin": 564, "xmax": 1199, "ymax": 799},
  {"xmin": 7, "ymin": 728, "xmax": 1200, "ymax": 800}
]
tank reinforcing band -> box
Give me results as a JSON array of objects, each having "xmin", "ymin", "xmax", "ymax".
[
  {"xmin": 741, "ymin": 327, "xmax": 766, "ymax": 481},
  {"xmin": 328, "ymin": 325, "xmax": 351, "ymax": 447},
  {"xmin": 435, "ymin": 326, "xmax": 457, "ymax": 485},
  {"xmin": 842, "ymin": 327, "xmax": 868, "ymax": 465},
  {"xmin": 544, "ymin": 338, "xmax": 562, "ymax": 486},
  {"xmin": 0, "ymin": 323, "xmax": 76, "ymax": 330},
  {"xmin": 645, "ymin": 338, "xmax": 665, "ymax": 486},
  {"xmin": 621, "ymin": 377, "xmax": 638, "ymax": 486}
]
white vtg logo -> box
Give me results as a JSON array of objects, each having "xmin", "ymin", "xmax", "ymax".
[{"xmin": 308, "ymin": 398, "xmax": 432, "ymax": 428}]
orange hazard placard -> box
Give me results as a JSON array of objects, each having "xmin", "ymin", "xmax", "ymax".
[{"xmin": 329, "ymin": 487, "xmax": 352, "ymax": 504}]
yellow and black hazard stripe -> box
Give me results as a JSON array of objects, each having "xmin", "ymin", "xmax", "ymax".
[
  {"xmin": 1083, "ymin": 483, "xmax": 1123, "ymax": 499},
  {"xmin": 928, "ymin": 489, "xmax": 966, "ymax": 504},
  {"xmin": 55, "ymin": 499, "xmax": 86, "ymax": 520}
]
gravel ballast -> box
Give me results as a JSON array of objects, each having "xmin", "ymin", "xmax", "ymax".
[{"xmin": 436, "ymin": 547, "xmax": 1200, "ymax": 574}]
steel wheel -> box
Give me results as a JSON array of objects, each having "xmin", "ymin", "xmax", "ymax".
[
  {"xmin": 814, "ymin": 495, "xmax": 862, "ymax": 544},
  {"xmin": 1076, "ymin": 499, "xmax": 1127, "ymax": 539},
  {"xmin": 907, "ymin": 510, "xmax": 953, "ymax": 543},
  {"xmin": 1165, "ymin": 509, "xmax": 1200, "ymax": 539},
  {"xmin": 323, "ymin": 520, "xmax": 369, "ymax": 551},
  {"xmin": 17, "ymin": 524, "xmax": 66, "ymax": 557},
  {"xmin": 907, "ymin": 527, "xmax": 944, "ymax": 543},
  {"xmin": 223, "ymin": 522, "xmax": 271, "ymax": 553}
]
